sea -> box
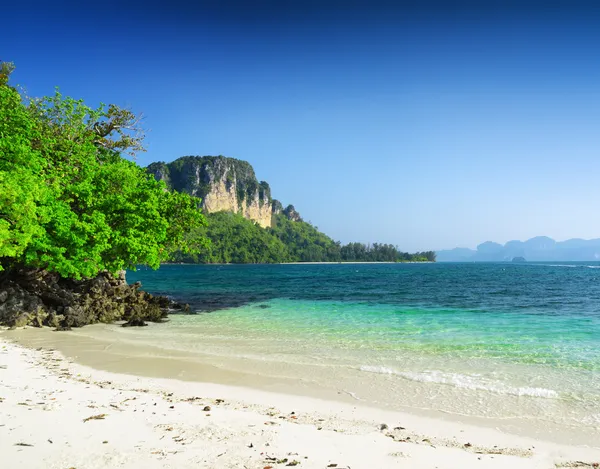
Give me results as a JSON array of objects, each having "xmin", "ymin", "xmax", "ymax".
[{"xmin": 27, "ymin": 262, "xmax": 600, "ymax": 443}]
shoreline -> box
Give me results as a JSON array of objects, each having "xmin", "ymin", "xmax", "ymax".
[
  {"xmin": 160, "ymin": 261, "xmax": 434, "ymax": 265},
  {"xmin": 4, "ymin": 323, "xmax": 600, "ymax": 446},
  {"xmin": 2, "ymin": 333, "xmax": 600, "ymax": 468}
]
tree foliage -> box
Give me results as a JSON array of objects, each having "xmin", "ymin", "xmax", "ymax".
[
  {"xmin": 171, "ymin": 212, "xmax": 435, "ymax": 264},
  {"xmin": 340, "ymin": 242, "xmax": 436, "ymax": 262},
  {"xmin": 0, "ymin": 63, "xmax": 208, "ymax": 278},
  {"xmin": 269, "ymin": 214, "xmax": 340, "ymax": 262},
  {"xmin": 173, "ymin": 212, "xmax": 290, "ymax": 264}
]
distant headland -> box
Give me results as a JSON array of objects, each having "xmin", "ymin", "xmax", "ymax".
[{"xmin": 437, "ymin": 236, "xmax": 600, "ymax": 262}]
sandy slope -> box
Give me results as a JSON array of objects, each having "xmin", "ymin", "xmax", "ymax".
[{"xmin": 1, "ymin": 337, "xmax": 599, "ymax": 469}]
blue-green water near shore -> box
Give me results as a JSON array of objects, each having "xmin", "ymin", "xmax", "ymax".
[{"xmin": 125, "ymin": 263, "xmax": 600, "ymax": 437}]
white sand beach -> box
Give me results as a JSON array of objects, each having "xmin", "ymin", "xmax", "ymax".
[{"xmin": 1, "ymin": 335, "xmax": 599, "ymax": 469}]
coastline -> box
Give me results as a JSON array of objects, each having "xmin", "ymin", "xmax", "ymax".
[
  {"xmin": 2, "ymin": 332, "xmax": 599, "ymax": 468},
  {"xmin": 161, "ymin": 261, "xmax": 434, "ymax": 265}
]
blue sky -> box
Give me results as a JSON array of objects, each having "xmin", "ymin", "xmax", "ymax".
[{"xmin": 5, "ymin": 1, "xmax": 600, "ymax": 251}]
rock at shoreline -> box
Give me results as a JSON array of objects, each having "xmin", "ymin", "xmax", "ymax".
[{"xmin": 0, "ymin": 268, "xmax": 185, "ymax": 329}]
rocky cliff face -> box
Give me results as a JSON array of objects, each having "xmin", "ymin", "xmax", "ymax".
[{"xmin": 147, "ymin": 156, "xmax": 274, "ymax": 228}]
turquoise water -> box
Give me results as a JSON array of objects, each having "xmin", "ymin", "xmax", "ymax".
[{"xmin": 126, "ymin": 263, "xmax": 600, "ymax": 434}]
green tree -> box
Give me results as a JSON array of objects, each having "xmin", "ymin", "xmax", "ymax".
[
  {"xmin": 0, "ymin": 83, "xmax": 47, "ymax": 261},
  {"xmin": 0, "ymin": 63, "xmax": 208, "ymax": 278}
]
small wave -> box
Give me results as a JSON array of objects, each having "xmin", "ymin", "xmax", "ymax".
[
  {"xmin": 342, "ymin": 390, "xmax": 364, "ymax": 401},
  {"xmin": 359, "ymin": 366, "xmax": 559, "ymax": 398}
]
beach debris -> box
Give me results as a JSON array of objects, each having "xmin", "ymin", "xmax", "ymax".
[
  {"xmin": 48, "ymin": 439, "xmax": 53, "ymax": 444},
  {"xmin": 393, "ymin": 426, "xmax": 405, "ymax": 430},
  {"xmin": 556, "ymin": 463, "xmax": 600, "ymax": 468},
  {"xmin": 327, "ymin": 464, "xmax": 338, "ymax": 467},
  {"xmin": 378, "ymin": 423, "xmax": 388, "ymax": 431},
  {"xmin": 14, "ymin": 442, "xmax": 34, "ymax": 447},
  {"xmin": 184, "ymin": 396, "xmax": 202, "ymax": 402},
  {"xmin": 83, "ymin": 413, "xmax": 107, "ymax": 422},
  {"xmin": 216, "ymin": 398, "xmax": 225, "ymax": 404},
  {"xmin": 102, "ymin": 441, "xmax": 108, "ymax": 444},
  {"xmin": 389, "ymin": 452, "xmax": 409, "ymax": 458},
  {"xmin": 248, "ymin": 443, "xmax": 254, "ymax": 448},
  {"xmin": 203, "ymin": 405, "xmax": 211, "ymax": 411},
  {"xmin": 286, "ymin": 461, "xmax": 300, "ymax": 466}
]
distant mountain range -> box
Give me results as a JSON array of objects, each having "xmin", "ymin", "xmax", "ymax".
[{"xmin": 436, "ymin": 237, "xmax": 600, "ymax": 262}]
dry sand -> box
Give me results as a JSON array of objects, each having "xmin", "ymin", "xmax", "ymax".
[{"xmin": 1, "ymin": 336, "xmax": 599, "ymax": 469}]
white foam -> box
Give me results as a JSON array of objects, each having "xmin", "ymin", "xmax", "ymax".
[
  {"xmin": 360, "ymin": 365, "xmax": 396, "ymax": 375},
  {"xmin": 359, "ymin": 366, "xmax": 559, "ymax": 398},
  {"xmin": 543, "ymin": 264, "xmax": 600, "ymax": 269},
  {"xmin": 342, "ymin": 390, "xmax": 364, "ymax": 401}
]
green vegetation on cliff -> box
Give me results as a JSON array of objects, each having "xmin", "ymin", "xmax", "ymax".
[
  {"xmin": 172, "ymin": 212, "xmax": 290, "ymax": 264},
  {"xmin": 172, "ymin": 211, "xmax": 435, "ymax": 264},
  {"xmin": 269, "ymin": 214, "xmax": 341, "ymax": 261}
]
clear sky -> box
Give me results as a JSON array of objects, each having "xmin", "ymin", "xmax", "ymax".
[{"xmin": 5, "ymin": 1, "xmax": 600, "ymax": 251}]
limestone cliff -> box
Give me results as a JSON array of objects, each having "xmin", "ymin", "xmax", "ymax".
[{"xmin": 147, "ymin": 156, "xmax": 274, "ymax": 228}]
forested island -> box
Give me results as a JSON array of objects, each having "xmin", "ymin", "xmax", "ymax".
[
  {"xmin": 149, "ymin": 156, "xmax": 436, "ymax": 264},
  {"xmin": 0, "ymin": 62, "xmax": 433, "ymax": 329}
]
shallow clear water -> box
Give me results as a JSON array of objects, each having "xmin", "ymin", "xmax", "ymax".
[{"xmin": 126, "ymin": 263, "xmax": 600, "ymax": 436}]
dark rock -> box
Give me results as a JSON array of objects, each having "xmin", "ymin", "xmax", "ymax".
[
  {"xmin": 0, "ymin": 267, "xmax": 178, "ymax": 329},
  {"xmin": 122, "ymin": 317, "xmax": 148, "ymax": 327},
  {"xmin": 171, "ymin": 302, "xmax": 191, "ymax": 313},
  {"xmin": 282, "ymin": 204, "xmax": 302, "ymax": 222}
]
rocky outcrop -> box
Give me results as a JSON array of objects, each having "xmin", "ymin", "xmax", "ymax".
[
  {"xmin": 282, "ymin": 204, "xmax": 302, "ymax": 222},
  {"xmin": 0, "ymin": 268, "xmax": 189, "ymax": 329},
  {"xmin": 271, "ymin": 199, "xmax": 284, "ymax": 215},
  {"xmin": 147, "ymin": 156, "xmax": 273, "ymax": 228}
]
